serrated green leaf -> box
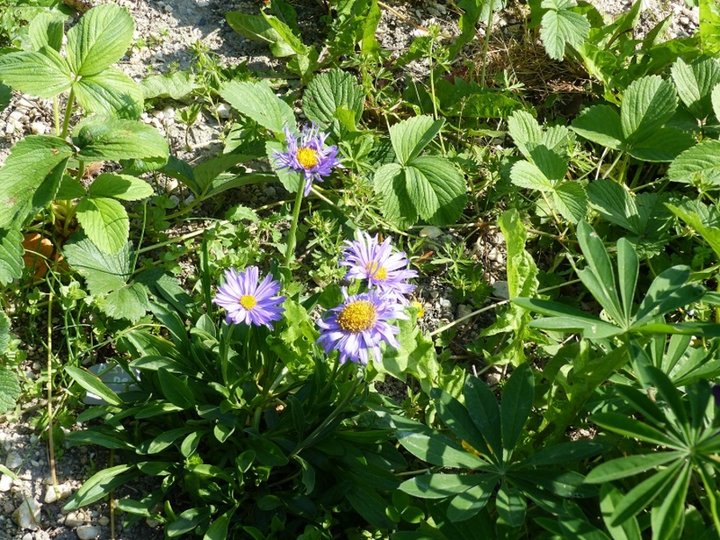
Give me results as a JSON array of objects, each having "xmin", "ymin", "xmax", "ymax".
[
  {"xmin": 67, "ymin": 4, "xmax": 134, "ymax": 76},
  {"xmin": 220, "ymin": 80, "xmax": 295, "ymax": 134},
  {"xmin": 73, "ymin": 67, "xmax": 144, "ymax": 119},
  {"xmin": 76, "ymin": 197, "xmax": 129, "ymax": 254},
  {"xmin": 88, "ymin": 174, "xmax": 154, "ymax": 201},
  {"xmin": 667, "ymin": 202, "xmax": 720, "ymax": 258},
  {"xmin": 63, "ymin": 235, "xmax": 131, "ymax": 294},
  {"xmin": 626, "ymin": 127, "xmax": 694, "ymax": 163},
  {"xmin": 103, "ymin": 283, "xmax": 149, "ymax": 323},
  {"xmin": 587, "ymin": 179, "xmax": 641, "ymax": 233},
  {"xmin": 389, "ymin": 115, "xmax": 443, "ymax": 165},
  {"xmin": 572, "ymin": 105, "xmax": 623, "ymax": 149},
  {"xmin": 668, "ymin": 140, "xmax": 720, "ymax": 188},
  {"xmin": 406, "ymin": 155, "xmax": 466, "ymax": 225},
  {"xmin": 712, "ymin": 84, "xmax": 720, "ymax": 121},
  {"xmin": 621, "ymin": 75, "xmax": 678, "ymax": 142},
  {"xmin": 671, "ymin": 57, "xmax": 720, "ymax": 119},
  {"xmin": 142, "ymin": 71, "xmax": 197, "ymax": 100},
  {"xmin": 0, "ymin": 367, "xmax": 20, "ymax": 413},
  {"xmin": 74, "ymin": 118, "xmax": 169, "ymax": 162},
  {"xmin": 0, "ymin": 136, "xmax": 72, "ymax": 229},
  {"xmin": 303, "ymin": 69, "xmax": 364, "ymax": 129},
  {"xmin": 510, "ymin": 161, "xmax": 554, "ymax": 192},
  {"xmin": 0, "ymin": 47, "xmax": 72, "ymax": 98},
  {"xmin": 507, "ymin": 110, "xmax": 543, "ymax": 160},
  {"xmin": 374, "ymin": 163, "xmax": 416, "ymax": 227},
  {"xmin": 553, "ymin": 181, "xmax": 587, "ymax": 223},
  {"xmin": 28, "ymin": 12, "xmax": 65, "ymax": 52},
  {"xmin": 540, "ymin": 0, "xmax": 590, "ymax": 60},
  {"xmin": 0, "ymin": 227, "xmax": 24, "ymax": 286}
]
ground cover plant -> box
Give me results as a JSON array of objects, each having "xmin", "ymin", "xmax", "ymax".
[{"xmin": 0, "ymin": 0, "xmax": 719, "ymax": 538}]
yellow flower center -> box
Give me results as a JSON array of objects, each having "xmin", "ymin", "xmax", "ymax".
[
  {"xmin": 411, "ymin": 300, "xmax": 425, "ymax": 319},
  {"xmin": 239, "ymin": 294, "xmax": 257, "ymax": 310},
  {"xmin": 296, "ymin": 147, "xmax": 319, "ymax": 169},
  {"xmin": 366, "ymin": 261, "xmax": 388, "ymax": 281},
  {"xmin": 337, "ymin": 300, "xmax": 377, "ymax": 333}
]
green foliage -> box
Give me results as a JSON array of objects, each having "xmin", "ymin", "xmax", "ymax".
[
  {"xmin": 387, "ymin": 365, "xmax": 602, "ymax": 527},
  {"xmin": 374, "ymin": 115, "xmax": 466, "ymax": 226},
  {"xmin": 539, "ymin": 0, "xmax": 590, "ymax": 61}
]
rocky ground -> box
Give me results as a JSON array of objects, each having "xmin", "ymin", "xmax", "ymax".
[{"xmin": 0, "ymin": 0, "xmax": 701, "ymax": 538}]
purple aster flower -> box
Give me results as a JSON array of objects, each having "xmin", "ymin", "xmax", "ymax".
[
  {"xmin": 213, "ymin": 266, "xmax": 285, "ymax": 328},
  {"xmin": 341, "ymin": 230, "xmax": 418, "ymax": 302},
  {"xmin": 273, "ymin": 124, "xmax": 340, "ymax": 196},
  {"xmin": 317, "ymin": 289, "xmax": 408, "ymax": 365}
]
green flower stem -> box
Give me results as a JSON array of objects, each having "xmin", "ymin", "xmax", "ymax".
[
  {"xmin": 284, "ymin": 184, "xmax": 306, "ymax": 266},
  {"xmin": 60, "ymin": 88, "xmax": 75, "ymax": 139},
  {"xmin": 480, "ymin": 3, "xmax": 496, "ymax": 88},
  {"xmin": 53, "ymin": 97, "xmax": 60, "ymax": 136}
]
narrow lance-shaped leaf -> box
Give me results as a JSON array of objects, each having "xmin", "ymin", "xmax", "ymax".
[{"xmin": 501, "ymin": 363, "xmax": 534, "ymax": 452}]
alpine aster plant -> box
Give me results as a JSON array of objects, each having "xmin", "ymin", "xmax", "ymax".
[
  {"xmin": 317, "ymin": 289, "xmax": 407, "ymax": 365},
  {"xmin": 274, "ymin": 124, "xmax": 340, "ymax": 196},
  {"xmin": 213, "ymin": 266, "xmax": 285, "ymax": 328},
  {"xmin": 341, "ymin": 230, "xmax": 417, "ymax": 302}
]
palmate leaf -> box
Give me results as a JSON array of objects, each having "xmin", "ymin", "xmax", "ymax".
[
  {"xmin": 540, "ymin": 0, "xmax": 590, "ymax": 61},
  {"xmin": 586, "ymin": 452, "xmax": 682, "ymax": 483},
  {"xmin": 495, "ymin": 482, "xmax": 526, "ymax": 527},
  {"xmin": 464, "ymin": 375, "xmax": 502, "ymax": 457},
  {"xmin": 430, "ymin": 388, "xmax": 491, "ymax": 457},
  {"xmin": 66, "ymin": 4, "xmax": 134, "ymax": 76},
  {"xmin": 447, "ymin": 479, "xmax": 496, "ymax": 522}
]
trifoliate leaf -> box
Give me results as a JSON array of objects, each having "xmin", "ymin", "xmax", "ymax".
[{"xmin": 540, "ymin": 0, "xmax": 590, "ymax": 61}]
